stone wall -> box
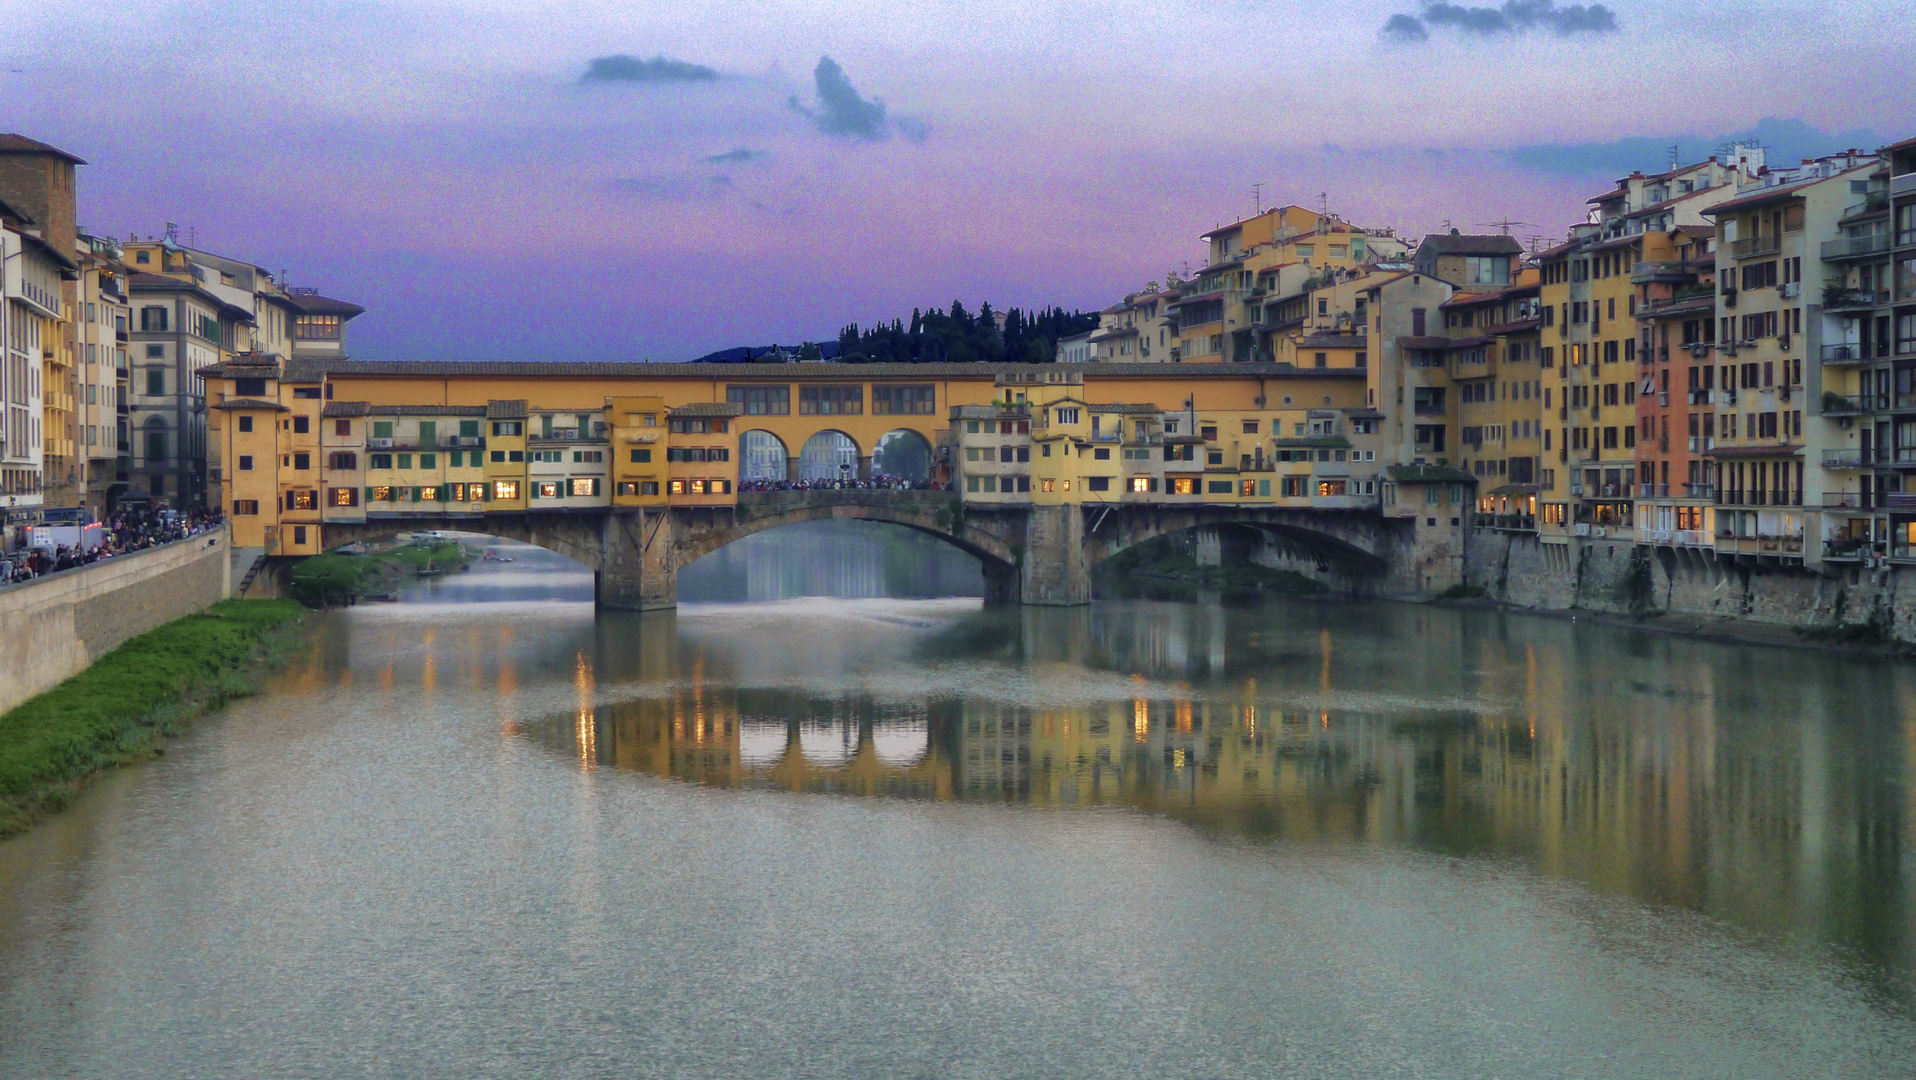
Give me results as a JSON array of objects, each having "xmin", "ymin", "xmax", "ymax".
[
  {"xmin": 1465, "ymin": 527, "xmax": 1916, "ymax": 642},
  {"xmin": 0, "ymin": 528, "xmax": 233, "ymax": 714}
]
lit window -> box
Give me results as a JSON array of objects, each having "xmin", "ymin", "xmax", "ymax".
[
  {"xmin": 371, "ymin": 485, "xmax": 393, "ymax": 502},
  {"xmin": 669, "ymin": 480, "xmax": 686, "ymax": 495},
  {"xmin": 570, "ymin": 478, "xmax": 597, "ymax": 497},
  {"xmin": 493, "ymin": 480, "xmax": 519, "ymax": 500},
  {"xmin": 689, "ymin": 479, "xmax": 707, "ymax": 495},
  {"xmin": 535, "ymin": 481, "xmax": 560, "ymax": 499},
  {"xmin": 1131, "ymin": 477, "xmax": 1150, "ymax": 493},
  {"xmin": 418, "ymin": 486, "xmax": 439, "ymax": 502}
]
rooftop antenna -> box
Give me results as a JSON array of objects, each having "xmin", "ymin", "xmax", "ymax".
[
  {"xmin": 1668, "ymin": 144, "xmax": 1680, "ymax": 170},
  {"xmin": 1319, "ymin": 191, "xmax": 1329, "ymax": 219},
  {"xmin": 1478, "ymin": 219, "xmax": 1535, "ymax": 236},
  {"xmin": 163, "ymin": 221, "xmax": 177, "ymax": 243},
  {"xmin": 1252, "ymin": 182, "xmax": 1264, "ymax": 216}
]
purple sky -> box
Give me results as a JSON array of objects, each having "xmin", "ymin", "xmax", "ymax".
[{"xmin": 5, "ymin": 0, "xmax": 1911, "ymax": 361}]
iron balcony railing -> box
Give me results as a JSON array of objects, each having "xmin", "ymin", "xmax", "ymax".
[
  {"xmin": 1729, "ymin": 235, "xmax": 1779, "ymax": 259},
  {"xmin": 1822, "ymin": 449, "xmax": 1865, "ymax": 468}
]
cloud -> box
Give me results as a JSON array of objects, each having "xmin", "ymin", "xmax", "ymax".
[
  {"xmin": 788, "ymin": 56, "xmax": 919, "ymax": 143},
  {"xmin": 704, "ymin": 147, "xmax": 768, "ymax": 165},
  {"xmin": 1509, "ymin": 117, "xmax": 1887, "ymax": 179},
  {"xmin": 613, "ymin": 173, "xmax": 734, "ymax": 200},
  {"xmin": 581, "ymin": 54, "xmax": 719, "ymax": 84},
  {"xmin": 1383, "ymin": 1, "xmax": 1619, "ymax": 41}
]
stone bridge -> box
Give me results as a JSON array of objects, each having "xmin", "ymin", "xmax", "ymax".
[{"xmin": 320, "ymin": 490, "xmax": 1418, "ymax": 608}]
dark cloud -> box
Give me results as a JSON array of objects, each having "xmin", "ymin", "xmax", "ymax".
[
  {"xmin": 613, "ymin": 173, "xmax": 733, "ymax": 200},
  {"xmin": 788, "ymin": 56, "xmax": 916, "ymax": 142},
  {"xmin": 704, "ymin": 147, "xmax": 768, "ymax": 165},
  {"xmin": 1383, "ymin": 1, "xmax": 1619, "ymax": 42},
  {"xmin": 1508, "ymin": 117, "xmax": 1886, "ymax": 179},
  {"xmin": 581, "ymin": 54, "xmax": 719, "ymax": 84}
]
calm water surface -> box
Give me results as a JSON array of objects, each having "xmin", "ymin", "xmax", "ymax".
[{"xmin": 3, "ymin": 520, "xmax": 1915, "ymax": 1078}]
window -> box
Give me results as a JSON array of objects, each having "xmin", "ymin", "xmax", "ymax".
[
  {"xmin": 492, "ymin": 480, "xmax": 519, "ymax": 500},
  {"xmin": 419, "ymin": 453, "xmax": 436, "ymax": 469},
  {"xmin": 669, "ymin": 480, "xmax": 686, "ymax": 495},
  {"xmin": 1130, "ymin": 477, "xmax": 1151, "ymax": 493},
  {"xmin": 289, "ymin": 489, "xmax": 317, "ymax": 511},
  {"xmin": 630, "ymin": 448, "xmax": 652, "ymax": 463},
  {"xmin": 238, "ymin": 455, "xmax": 253, "ymax": 471},
  {"xmin": 330, "ymin": 487, "xmax": 358, "ymax": 507},
  {"xmin": 292, "ymin": 416, "xmax": 309, "ymax": 434},
  {"xmin": 492, "ymin": 421, "xmax": 522, "ymax": 436},
  {"xmin": 236, "ymin": 415, "xmax": 253, "ymax": 433},
  {"xmin": 146, "ymin": 370, "xmax": 165, "ymax": 396},
  {"xmin": 799, "ymin": 386, "xmax": 863, "ymax": 415},
  {"xmin": 573, "ymin": 450, "xmax": 603, "ymax": 463},
  {"xmin": 448, "ymin": 451, "xmax": 464, "ymax": 467},
  {"xmin": 140, "ymin": 306, "xmax": 168, "ymax": 331},
  {"xmin": 1207, "ymin": 480, "xmax": 1234, "ymax": 494},
  {"xmin": 1087, "ymin": 476, "xmax": 1110, "ymax": 491},
  {"xmin": 293, "ymin": 387, "xmax": 321, "ymax": 399},
  {"xmin": 1054, "ymin": 407, "xmax": 1080, "ymax": 425},
  {"xmin": 1172, "ymin": 477, "xmax": 1197, "ymax": 495},
  {"xmin": 1094, "ymin": 447, "xmax": 1111, "ymax": 460},
  {"xmin": 293, "ymin": 453, "xmax": 311, "ymax": 470},
  {"xmin": 396, "ymin": 453, "xmax": 411, "ymax": 470},
  {"xmin": 232, "ymin": 500, "xmax": 258, "ymax": 515},
  {"xmin": 295, "ymin": 314, "xmax": 341, "ymax": 341},
  {"xmin": 534, "ymin": 481, "xmax": 561, "ymax": 499},
  {"xmin": 490, "ymin": 450, "xmax": 505, "ymax": 462},
  {"xmin": 872, "ymin": 385, "xmax": 935, "ymax": 414},
  {"xmin": 368, "ymin": 485, "xmax": 393, "ymax": 502},
  {"xmin": 570, "ymin": 478, "xmax": 599, "ymax": 497},
  {"xmin": 727, "ymin": 385, "xmax": 791, "ymax": 415},
  {"xmin": 1465, "ymin": 256, "xmax": 1510, "ymax": 285}
]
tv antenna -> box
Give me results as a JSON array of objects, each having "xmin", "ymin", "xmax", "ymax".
[
  {"xmin": 1667, "ymin": 144, "xmax": 1680, "ymax": 170},
  {"xmin": 1477, "ymin": 219, "xmax": 1535, "ymax": 236},
  {"xmin": 1252, "ymin": 182, "xmax": 1265, "ymax": 216}
]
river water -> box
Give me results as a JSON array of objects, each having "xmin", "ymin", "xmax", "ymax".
[{"xmin": 2, "ymin": 520, "xmax": 1915, "ymax": 1078}]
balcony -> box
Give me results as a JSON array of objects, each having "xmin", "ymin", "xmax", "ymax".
[
  {"xmin": 1900, "ymin": 228, "xmax": 1916, "ymax": 249},
  {"xmin": 1823, "ymin": 287, "xmax": 1890, "ymax": 313},
  {"xmin": 1729, "ymin": 236, "xmax": 1779, "ymax": 259},
  {"xmin": 1821, "ymin": 393, "xmax": 1869, "ymax": 417},
  {"xmin": 1631, "ymin": 260, "xmax": 1692, "ymax": 283},
  {"xmin": 1684, "ymin": 482, "xmax": 1716, "ymax": 499},
  {"xmin": 1893, "ymin": 172, "xmax": 1916, "ymax": 196},
  {"xmin": 1823, "ymin": 492, "xmax": 1868, "ymax": 509},
  {"xmin": 1821, "ymin": 449, "xmax": 1865, "ymax": 469},
  {"xmin": 1412, "ymin": 403, "xmax": 1446, "ymax": 416},
  {"xmin": 1820, "ymin": 342, "xmax": 1872, "ymax": 364},
  {"xmin": 1635, "ymin": 483, "xmax": 1670, "ymax": 498},
  {"xmin": 1821, "ymin": 234, "xmax": 1890, "ymax": 261},
  {"xmin": 1823, "ymin": 537, "xmax": 1871, "ymax": 562}
]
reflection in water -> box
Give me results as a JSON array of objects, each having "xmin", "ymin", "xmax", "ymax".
[
  {"xmin": 678, "ymin": 518, "xmax": 983, "ymax": 601},
  {"xmin": 2, "ymin": 537, "xmax": 1915, "ymax": 1078}
]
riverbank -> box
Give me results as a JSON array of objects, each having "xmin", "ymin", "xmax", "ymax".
[
  {"xmin": 1427, "ymin": 594, "xmax": 1914, "ymax": 659},
  {"xmin": 0, "ymin": 598, "xmax": 306, "ymax": 836},
  {"xmin": 289, "ymin": 539, "xmax": 471, "ymax": 607}
]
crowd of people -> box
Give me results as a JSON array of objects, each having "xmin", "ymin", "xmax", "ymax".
[
  {"xmin": 2, "ymin": 506, "xmax": 224, "ymax": 585},
  {"xmin": 738, "ymin": 475, "xmax": 950, "ymax": 493}
]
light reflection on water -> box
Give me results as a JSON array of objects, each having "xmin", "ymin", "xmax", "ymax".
[{"xmin": 1, "ymin": 532, "xmax": 1915, "ymax": 1077}]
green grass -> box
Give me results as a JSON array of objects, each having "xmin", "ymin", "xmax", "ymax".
[
  {"xmin": 0, "ymin": 598, "xmax": 306, "ymax": 836},
  {"xmin": 289, "ymin": 541, "xmax": 468, "ymax": 606}
]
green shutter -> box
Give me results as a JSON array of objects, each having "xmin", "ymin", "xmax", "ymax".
[
  {"xmin": 372, "ymin": 421, "xmax": 393, "ymax": 438},
  {"xmin": 418, "ymin": 421, "xmax": 436, "ymax": 446},
  {"xmin": 459, "ymin": 420, "xmax": 478, "ymax": 437}
]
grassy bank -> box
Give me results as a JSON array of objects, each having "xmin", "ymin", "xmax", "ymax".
[
  {"xmin": 0, "ymin": 598, "xmax": 307, "ymax": 836},
  {"xmin": 1099, "ymin": 541, "xmax": 1324, "ymax": 594},
  {"xmin": 289, "ymin": 540, "xmax": 469, "ymax": 607}
]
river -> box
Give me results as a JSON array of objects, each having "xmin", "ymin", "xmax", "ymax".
[{"xmin": 2, "ymin": 520, "xmax": 1913, "ymax": 1078}]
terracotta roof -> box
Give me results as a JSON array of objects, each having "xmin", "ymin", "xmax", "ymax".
[
  {"xmin": 370, "ymin": 404, "xmax": 487, "ymax": 416},
  {"xmin": 1274, "ymin": 436, "xmax": 1351, "ymax": 449},
  {"xmin": 19, "ymin": 231, "xmax": 79, "ymax": 274},
  {"xmin": 1586, "ymin": 188, "xmax": 1628, "ymax": 204},
  {"xmin": 195, "ymin": 360, "xmax": 281, "ymax": 380},
  {"xmin": 1703, "ymin": 443, "xmax": 1803, "ymax": 460},
  {"xmin": 0, "ymin": 133, "xmax": 87, "ymax": 164},
  {"xmin": 212, "ymin": 398, "xmax": 287, "ymax": 412},
  {"xmin": 667, "ymin": 402, "xmax": 744, "ymax": 417},
  {"xmin": 1296, "ymin": 334, "xmax": 1366, "ymax": 349},
  {"xmin": 1395, "ymin": 336, "xmax": 1451, "ymax": 350},
  {"xmin": 1386, "ymin": 464, "xmax": 1476, "ymax": 484},
  {"xmin": 282, "ymin": 358, "xmax": 330, "ymax": 383},
  {"xmin": 1417, "ymin": 232, "xmax": 1523, "ymax": 256},
  {"xmin": 1446, "ymin": 335, "xmax": 1492, "ymax": 349},
  {"xmin": 1441, "ymin": 283, "xmax": 1537, "ymax": 308},
  {"xmin": 1088, "ymin": 327, "xmax": 1138, "ymax": 341},
  {"xmin": 0, "ymin": 194, "xmax": 34, "ymax": 225},
  {"xmin": 1700, "ymin": 181, "xmax": 1816, "ymax": 217},
  {"xmin": 1167, "ymin": 290, "xmax": 1225, "ymax": 307},
  {"xmin": 1481, "ymin": 317, "xmax": 1542, "ymax": 336},
  {"xmin": 1486, "ymin": 483, "xmax": 1543, "ymax": 496},
  {"xmin": 486, "ymin": 399, "xmax": 528, "ymax": 420},
  {"xmin": 285, "ymin": 291, "xmax": 366, "ymax": 318},
  {"xmin": 1877, "ymin": 134, "xmax": 1916, "ymax": 155},
  {"xmin": 322, "ymin": 402, "xmax": 371, "ymax": 418},
  {"xmin": 1087, "ymin": 403, "xmax": 1159, "ymax": 414}
]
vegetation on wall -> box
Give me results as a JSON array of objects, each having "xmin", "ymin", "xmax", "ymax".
[{"xmin": 0, "ymin": 599, "xmax": 306, "ymax": 836}]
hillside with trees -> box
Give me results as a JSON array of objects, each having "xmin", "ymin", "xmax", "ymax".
[{"xmin": 834, "ymin": 301, "xmax": 1099, "ymax": 364}]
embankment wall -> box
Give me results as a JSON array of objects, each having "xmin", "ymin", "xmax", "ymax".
[
  {"xmin": 1465, "ymin": 529, "xmax": 1913, "ymax": 642},
  {"xmin": 0, "ymin": 528, "xmax": 233, "ymax": 714}
]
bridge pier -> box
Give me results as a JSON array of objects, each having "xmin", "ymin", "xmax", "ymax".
[
  {"xmin": 1015, "ymin": 504, "xmax": 1092, "ymax": 606},
  {"xmin": 596, "ymin": 508, "xmax": 678, "ymax": 611}
]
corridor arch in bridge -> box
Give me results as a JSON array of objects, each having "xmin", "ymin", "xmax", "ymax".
[
  {"xmin": 797, "ymin": 430, "xmax": 861, "ymax": 482},
  {"xmin": 738, "ymin": 429, "xmax": 789, "ymax": 483},
  {"xmin": 872, "ymin": 429, "xmax": 933, "ymax": 483}
]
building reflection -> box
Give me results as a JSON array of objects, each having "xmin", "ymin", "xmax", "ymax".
[{"xmin": 510, "ymin": 595, "xmax": 1916, "ymax": 1002}]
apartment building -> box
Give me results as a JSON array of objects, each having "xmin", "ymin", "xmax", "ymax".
[
  {"xmin": 1631, "ymin": 223, "xmax": 1719, "ymax": 544},
  {"xmin": 0, "ymin": 135, "xmax": 87, "ymax": 513},
  {"xmin": 1699, "ymin": 150, "xmax": 1883, "ymax": 563},
  {"xmin": 1090, "ymin": 291, "xmax": 1172, "ymax": 362},
  {"xmin": 1443, "ymin": 276, "xmax": 1544, "ymax": 520},
  {"xmin": 73, "ymin": 233, "xmax": 130, "ymax": 515},
  {"xmin": 0, "ymin": 198, "xmax": 57, "ymax": 542}
]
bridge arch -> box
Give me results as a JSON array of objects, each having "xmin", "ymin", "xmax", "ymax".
[
  {"xmin": 1081, "ymin": 504, "xmax": 1397, "ymax": 577},
  {"xmin": 672, "ymin": 492, "xmax": 1017, "ymax": 572}
]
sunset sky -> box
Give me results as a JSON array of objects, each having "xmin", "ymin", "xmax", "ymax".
[{"xmin": 4, "ymin": 0, "xmax": 1910, "ymax": 361}]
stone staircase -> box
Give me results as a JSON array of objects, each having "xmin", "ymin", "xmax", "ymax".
[{"xmin": 232, "ymin": 547, "xmax": 268, "ymax": 597}]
